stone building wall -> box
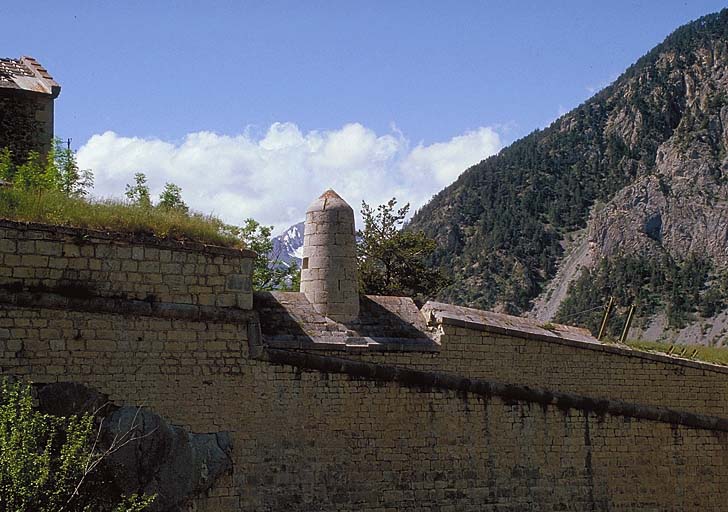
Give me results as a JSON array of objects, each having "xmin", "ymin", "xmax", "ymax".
[
  {"xmin": 0, "ymin": 89, "xmax": 55, "ymax": 164},
  {"xmin": 1, "ymin": 220, "xmax": 728, "ymax": 511}
]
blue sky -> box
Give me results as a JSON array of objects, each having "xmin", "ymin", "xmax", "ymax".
[{"xmin": 3, "ymin": 1, "xmax": 727, "ymax": 230}]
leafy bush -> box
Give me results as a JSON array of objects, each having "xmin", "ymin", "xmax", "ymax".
[
  {"xmin": 358, "ymin": 198, "xmax": 448, "ymax": 300},
  {"xmin": 0, "ymin": 380, "xmax": 153, "ymax": 511},
  {"xmin": 237, "ymin": 218, "xmax": 300, "ymax": 290}
]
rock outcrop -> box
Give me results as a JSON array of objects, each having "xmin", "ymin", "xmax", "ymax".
[{"xmin": 36, "ymin": 382, "xmax": 233, "ymax": 512}]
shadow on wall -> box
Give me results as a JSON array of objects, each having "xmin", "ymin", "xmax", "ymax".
[{"xmin": 254, "ymin": 291, "xmax": 434, "ymax": 343}]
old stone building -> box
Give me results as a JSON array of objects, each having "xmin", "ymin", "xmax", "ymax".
[{"xmin": 0, "ymin": 56, "xmax": 61, "ymax": 164}]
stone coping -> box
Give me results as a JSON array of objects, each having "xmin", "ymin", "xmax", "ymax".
[
  {"xmin": 264, "ymin": 348, "xmax": 728, "ymax": 431},
  {"xmin": 423, "ymin": 301, "xmax": 728, "ymax": 375},
  {"xmin": 0, "ymin": 219, "xmax": 257, "ymax": 259}
]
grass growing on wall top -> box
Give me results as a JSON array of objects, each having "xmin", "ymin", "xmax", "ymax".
[
  {"xmin": 624, "ymin": 339, "xmax": 728, "ymax": 366},
  {"xmin": 0, "ymin": 188, "xmax": 242, "ymax": 248}
]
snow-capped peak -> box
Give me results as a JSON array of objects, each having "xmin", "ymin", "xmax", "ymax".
[{"xmin": 270, "ymin": 221, "xmax": 305, "ymax": 267}]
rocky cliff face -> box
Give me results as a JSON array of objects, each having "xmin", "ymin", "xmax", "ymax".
[
  {"xmin": 565, "ymin": 39, "xmax": 728, "ymax": 343},
  {"xmin": 410, "ymin": 9, "xmax": 728, "ymax": 343},
  {"xmin": 589, "ymin": 42, "xmax": 728, "ymax": 267}
]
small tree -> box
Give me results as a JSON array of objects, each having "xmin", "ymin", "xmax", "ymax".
[
  {"xmin": 55, "ymin": 140, "xmax": 93, "ymax": 198},
  {"xmin": 357, "ymin": 198, "xmax": 448, "ymax": 300},
  {"xmin": 12, "ymin": 150, "xmax": 58, "ymax": 191},
  {"xmin": 0, "ymin": 141, "xmax": 93, "ymax": 197},
  {"xmin": 0, "ymin": 380, "xmax": 153, "ymax": 512},
  {"xmin": 124, "ymin": 173, "xmax": 152, "ymax": 208},
  {"xmin": 238, "ymin": 218, "xmax": 300, "ymax": 290},
  {"xmin": 157, "ymin": 183, "xmax": 189, "ymax": 213}
]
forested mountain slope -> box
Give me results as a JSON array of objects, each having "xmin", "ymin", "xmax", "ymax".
[{"xmin": 409, "ymin": 9, "xmax": 728, "ymax": 342}]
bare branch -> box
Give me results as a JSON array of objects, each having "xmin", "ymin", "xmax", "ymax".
[{"xmin": 60, "ymin": 405, "xmax": 158, "ymax": 511}]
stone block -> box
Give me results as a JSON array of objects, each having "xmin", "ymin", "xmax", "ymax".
[
  {"xmin": 198, "ymin": 294, "xmax": 216, "ymax": 306},
  {"xmin": 21, "ymin": 254, "xmax": 49, "ymax": 267},
  {"xmin": 236, "ymin": 293, "xmax": 253, "ymax": 310},
  {"xmin": 4, "ymin": 254, "xmax": 21, "ymax": 266},
  {"xmin": 139, "ymin": 261, "xmax": 160, "ymax": 273},
  {"xmin": 5, "ymin": 339, "xmax": 22, "ymax": 352},
  {"xmin": 12, "ymin": 267, "xmax": 33, "ymax": 278},
  {"xmin": 17, "ymin": 241, "xmax": 35, "ymax": 254},
  {"xmin": 0, "ymin": 239, "xmax": 16, "ymax": 253},
  {"xmin": 61, "ymin": 244, "xmax": 81, "ymax": 259},
  {"xmin": 161, "ymin": 263, "xmax": 182, "ymax": 274},
  {"xmin": 240, "ymin": 258, "xmax": 253, "ymax": 276},
  {"xmin": 226, "ymin": 275, "xmax": 246, "ymax": 291},
  {"xmin": 116, "ymin": 246, "xmax": 132, "ymax": 259},
  {"xmin": 121, "ymin": 260, "xmax": 138, "ymax": 272},
  {"xmin": 216, "ymin": 294, "xmax": 236, "ymax": 308},
  {"xmin": 68, "ymin": 258, "xmax": 89, "ymax": 270},
  {"xmin": 102, "ymin": 259, "xmax": 121, "ymax": 271},
  {"xmin": 144, "ymin": 248, "xmax": 160, "ymax": 260},
  {"xmin": 99, "ymin": 244, "xmax": 118, "ymax": 259}
]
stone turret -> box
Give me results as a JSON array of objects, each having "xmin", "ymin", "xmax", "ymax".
[{"xmin": 300, "ymin": 189, "xmax": 360, "ymax": 322}]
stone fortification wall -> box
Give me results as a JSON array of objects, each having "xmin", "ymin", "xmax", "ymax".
[
  {"xmin": 1, "ymin": 221, "xmax": 728, "ymax": 510},
  {"xmin": 312, "ymin": 320, "xmax": 728, "ymax": 420},
  {"xmin": 0, "ymin": 220, "xmax": 255, "ymax": 309},
  {"xmin": 1, "ymin": 303, "xmax": 727, "ymax": 511},
  {"xmin": 432, "ymin": 317, "xmax": 728, "ymax": 418},
  {"xmin": 265, "ymin": 296, "xmax": 728, "ymax": 420},
  {"xmin": 0, "ymin": 89, "xmax": 55, "ymax": 163}
]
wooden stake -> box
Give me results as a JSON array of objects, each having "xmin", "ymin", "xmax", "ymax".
[
  {"xmin": 597, "ymin": 297, "xmax": 614, "ymax": 341},
  {"xmin": 619, "ymin": 305, "xmax": 636, "ymax": 343}
]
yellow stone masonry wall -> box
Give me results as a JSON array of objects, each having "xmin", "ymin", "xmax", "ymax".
[
  {"xmin": 1, "ymin": 223, "xmax": 728, "ymax": 511},
  {"xmin": 310, "ymin": 325, "xmax": 728, "ymax": 419},
  {"xmin": 1, "ymin": 306, "xmax": 727, "ymax": 511}
]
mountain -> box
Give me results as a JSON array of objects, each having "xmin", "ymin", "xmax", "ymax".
[
  {"xmin": 409, "ymin": 9, "xmax": 728, "ymax": 344},
  {"xmin": 270, "ymin": 221, "xmax": 304, "ymax": 268}
]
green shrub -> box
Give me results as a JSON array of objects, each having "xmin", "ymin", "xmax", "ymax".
[{"xmin": 0, "ymin": 380, "xmax": 153, "ymax": 511}]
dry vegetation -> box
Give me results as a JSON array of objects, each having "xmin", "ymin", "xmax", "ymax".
[
  {"xmin": 624, "ymin": 339, "xmax": 728, "ymax": 366},
  {"xmin": 0, "ymin": 188, "xmax": 241, "ymax": 248}
]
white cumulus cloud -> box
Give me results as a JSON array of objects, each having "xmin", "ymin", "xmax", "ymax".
[{"xmin": 77, "ymin": 122, "xmax": 502, "ymax": 233}]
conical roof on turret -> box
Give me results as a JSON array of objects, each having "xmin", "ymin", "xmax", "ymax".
[{"xmin": 305, "ymin": 189, "xmax": 353, "ymax": 213}]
